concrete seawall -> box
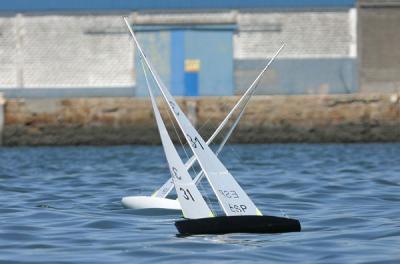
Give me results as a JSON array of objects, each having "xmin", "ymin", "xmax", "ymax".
[{"xmin": 2, "ymin": 93, "xmax": 399, "ymax": 146}]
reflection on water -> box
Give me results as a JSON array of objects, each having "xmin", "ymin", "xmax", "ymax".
[
  {"xmin": 203, "ymin": 234, "xmax": 268, "ymax": 248},
  {"xmin": 0, "ymin": 144, "xmax": 399, "ymax": 263}
]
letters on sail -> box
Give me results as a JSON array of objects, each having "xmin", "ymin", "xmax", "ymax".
[
  {"xmin": 152, "ymin": 85, "xmax": 253, "ymax": 198},
  {"xmin": 124, "ymin": 18, "xmax": 262, "ymax": 217},
  {"xmin": 141, "ymin": 60, "xmax": 213, "ymax": 219},
  {"xmin": 151, "ymin": 53, "xmax": 275, "ymax": 198}
]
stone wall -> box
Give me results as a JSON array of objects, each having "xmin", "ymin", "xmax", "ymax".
[{"xmin": 3, "ymin": 93, "xmax": 399, "ymax": 146}]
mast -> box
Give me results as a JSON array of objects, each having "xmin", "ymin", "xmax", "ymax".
[
  {"xmin": 124, "ymin": 17, "xmax": 284, "ymax": 199},
  {"xmin": 124, "ymin": 17, "xmax": 257, "ymax": 216},
  {"xmin": 124, "ymin": 17, "xmax": 283, "ymax": 216}
]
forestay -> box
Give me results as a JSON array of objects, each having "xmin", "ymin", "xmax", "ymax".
[
  {"xmin": 125, "ymin": 18, "xmax": 262, "ymax": 216},
  {"xmin": 141, "ymin": 60, "xmax": 213, "ymax": 219}
]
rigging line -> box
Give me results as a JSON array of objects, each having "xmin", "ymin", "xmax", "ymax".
[
  {"xmin": 191, "ymin": 115, "xmax": 221, "ymax": 214},
  {"xmin": 140, "ymin": 52, "xmax": 212, "ymax": 213},
  {"xmin": 170, "ymin": 98, "xmax": 237, "ymax": 150},
  {"xmin": 196, "ymin": 99, "xmax": 238, "ymax": 138},
  {"xmin": 193, "ymin": 82, "xmax": 259, "ymax": 185},
  {"xmin": 223, "ymin": 99, "xmax": 251, "ymax": 160},
  {"xmin": 173, "ymin": 110, "xmax": 233, "ymax": 151},
  {"xmin": 163, "ymin": 100, "xmax": 195, "ymax": 169},
  {"xmin": 210, "ymin": 79, "xmax": 260, "ymax": 179},
  {"xmin": 199, "ymin": 176, "xmax": 217, "ymax": 215},
  {"xmin": 141, "ymin": 58, "xmax": 192, "ymax": 170},
  {"xmin": 125, "ymin": 15, "xmax": 284, "ymax": 153},
  {"xmin": 173, "ymin": 110, "xmax": 225, "ymax": 152},
  {"xmin": 195, "ymin": 88, "xmax": 257, "ymax": 212},
  {"xmin": 158, "ymin": 90, "xmax": 217, "ymax": 215},
  {"xmin": 155, "ymin": 85, "xmax": 193, "ymax": 165},
  {"xmin": 189, "ymin": 133, "xmax": 218, "ymax": 214},
  {"xmin": 150, "ymin": 78, "xmax": 201, "ymax": 180},
  {"xmin": 131, "ymin": 33, "xmax": 192, "ymax": 170},
  {"xmin": 142, "ymin": 59, "xmax": 211, "ymax": 212},
  {"xmin": 223, "ymin": 79, "xmax": 263, "ymax": 169},
  {"xmin": 224, "ymin": 87, "xmax": 260, "ymax": 170}
]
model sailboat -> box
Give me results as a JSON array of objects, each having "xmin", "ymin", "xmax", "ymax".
[
  {"xmin": 121, "ymin": 29, "xmax": 281, "ymax": 212},
  {"xmin": 121, "ymin": 88, "xmax": 256, "ymax": 211},
  {"xmin": 122, "ymin": 69, "xmax": 267, "ymax": 211},
  {"xmin": 124, "ymin": 17, "xmax": 301, "ymax": 234}
]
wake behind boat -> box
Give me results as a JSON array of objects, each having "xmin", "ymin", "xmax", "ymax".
[{"xmin": 123, "ymin": 17, "xmax": 301, "ymax": 235}]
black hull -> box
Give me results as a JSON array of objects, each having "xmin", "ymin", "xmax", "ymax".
[{"xmin": 175, "ymin": 215, "xmax": 301, "ymax": 235}]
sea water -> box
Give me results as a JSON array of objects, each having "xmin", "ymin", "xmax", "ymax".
[{"xmin": 0, "ymin": 144, "xmax": 399, "ymax": 263}]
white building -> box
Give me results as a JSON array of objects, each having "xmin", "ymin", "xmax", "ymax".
[{"xmin": 0, "ymin": 1, "xmax": 357, "ymax": 97}]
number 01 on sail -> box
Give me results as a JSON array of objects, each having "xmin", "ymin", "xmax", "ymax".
[{"xmin": 123, "ymin": 17, "xmax": 301, "ymax": 235}]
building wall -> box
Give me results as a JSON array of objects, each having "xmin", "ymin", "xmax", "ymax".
[
  {"xmin": 234, "ymin": 9, "xmax": 357, "ymax": 94},
  {"xmin": 0, "ymin": 13, "xmax": 135, "ymax": 90},
  {"xmin": 134, "ymin": 27, "xmax": 234, "ymax": 97},
  {"xmin": 0, "ymin": 9, "xmax": 357, "ymax": 96},
  {"xmin": 358, "ymin": 1, "xmax": 400, "ymax": 93},
  {"xmin": 134, "ymin": 30, "xmax": 171, "ymax": 97},
  {"xmin": 0, "ymin": 15, "xmax": 18, "ymax": 88},
  {"xmin": 133, "ymin": 9, "xmax": 358, "ymax": 95}
]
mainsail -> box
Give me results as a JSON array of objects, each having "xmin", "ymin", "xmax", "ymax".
[
  {"xmin": 141, "ymin": 60, "xmax": 213, "ymax": 219},
  {"xmin": 152, "ymin": 45, "xmax": 283, "ymax": 198},
  {"xmin": 124, "ymin": 17, "xmax": 283, "ymax": 217}
]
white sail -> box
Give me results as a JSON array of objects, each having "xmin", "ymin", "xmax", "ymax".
[
  {"xmin": 193, "ymin": 87, "xmax": 255, "ymax": 185},
  {"xmin": 125, "ymin": 18, "xmax": 266, "ymax": 216},
  {"xmin": 153, "ymin": 49, "xmax": 280, "ymax": 198},
  {"xmin": 153, "ymin": 178, "xmax": 174, "ymax": 198},
  {"xmin": 152, "ymin": 91, "xmax": 250, "ymax": 198},
  {"xmin": 141, "ymin": 60, "xmax": 213, "ymax": 219}
]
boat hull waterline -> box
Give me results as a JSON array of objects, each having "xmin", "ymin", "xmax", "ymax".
[{"xmin": 175, "ymin": 215, "xmax": 301, "ymax": 235}]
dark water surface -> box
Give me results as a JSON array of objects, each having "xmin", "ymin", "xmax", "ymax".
[{"xmin": 0, "ymin": 144, "xmax": 399, "ymax": 263}]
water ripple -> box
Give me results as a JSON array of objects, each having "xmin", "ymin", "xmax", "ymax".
[{"xmin": 0, "ymin": 144, "xmax": 399, "ymax": 263}]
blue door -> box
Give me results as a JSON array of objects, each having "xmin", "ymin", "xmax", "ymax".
[
  {"xmin": 135, "ymin": 26, "xmax": 234, "ymax": 96},
  {"xmin": 184, "ymin": 30, "xmax": 233, "ymax": 96}
]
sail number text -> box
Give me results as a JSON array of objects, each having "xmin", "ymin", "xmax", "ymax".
[
  {"xmin": 218, "ymin": 189, "xmax": 239, "ymax": 199},
  {"xmin": 171, "ymin": 167, "xmax": 181, "ymax": 180},
  {"xmin": 229, "ymin": 204, "xmax": 247, "ymax": 213},
  {"xmin": 186, "ymin": 134, "xmax": 204, "ymax": 150},
  {"xmin": 169, "ymin": 101, "xmax": 180, "ymax": 116},
  {"xmin": 180, "ymin": 188, "xmax": 195, "ymax": 201},
  {"xmin": 219, "ymin": 190, "xmax": 247, "ymax": 213}
]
